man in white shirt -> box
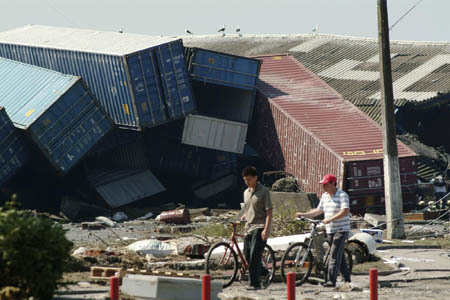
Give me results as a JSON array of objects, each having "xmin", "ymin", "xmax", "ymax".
[{"xmin": 295, "ymin": 174, "xmax": 351, "ymax": 287}]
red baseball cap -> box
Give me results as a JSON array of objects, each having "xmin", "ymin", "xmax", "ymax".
[{"xmin": 319, "ymin": 174, "xmax": 337, "ymax": 184}]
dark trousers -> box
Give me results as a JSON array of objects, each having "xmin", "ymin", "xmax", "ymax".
[
  {"xmin": 327, "ymin": 231, "xmax": 351, "ymax": 284},
  {"xmin": 244, "ymin": 228, "xmax": 264, "ymax": 287}
]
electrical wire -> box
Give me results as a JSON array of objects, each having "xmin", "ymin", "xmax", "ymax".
[
  {"xmin": 41, "ymin": 0, "xmax": 80, "ymax": 27},
  {"xmin": 389, "ymin": 0, "xmax": 425, "ymax": 31}
]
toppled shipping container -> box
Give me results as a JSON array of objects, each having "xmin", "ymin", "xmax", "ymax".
[
  {"xmin": 182, "ymin": 114, "xmax": 247, "ymax": 154},
  {"xmin": 186, "ymin": 47, "xmax": 261, "ymax": 90},
  {"xmin": 0, "ymin": 107, "xmax": 28, "ymax": 186},
  {"xmin": 87, "ymin": 169, "xmax": 165, "ymax": 208},
  {"xmin": 253, "ymin": 55, "xmax": 418, "ymax": 214},
  {"xmin": 0, "ymin": 25, "xmax": 196, "ymax": 129},
  {"xmin": 0, "ymin": 57, "xmax": 112, "ymax": 173}
]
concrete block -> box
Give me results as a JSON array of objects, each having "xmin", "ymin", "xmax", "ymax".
[{"xmin": 121, "ymin": 274, "xmax": 222, "ymax": 300}]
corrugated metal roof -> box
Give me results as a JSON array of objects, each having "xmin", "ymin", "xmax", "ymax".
[
  {"xmin": 88, "ymin": 169, "xmax": 165, "ymax": 208},
  {"xmin": 0, "ymin": 57, "xmax": 78, "ymax": 129},
  {"xmin": 256, "ymin": 55, "xmax": 416, "ymax": 161},
  {"xmin": 0, "ymin": 25, "xmax": 177, "ymax": 55}
]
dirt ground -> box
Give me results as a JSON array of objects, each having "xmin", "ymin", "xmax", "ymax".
[{"xmin": 54, "ymin": 246, "xmax": 450, "ymax": 300}]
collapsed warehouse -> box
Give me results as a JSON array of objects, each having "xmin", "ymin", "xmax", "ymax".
[{"xmin": 0, "ymin": 26, "xmax": 449, "ymax": 217}]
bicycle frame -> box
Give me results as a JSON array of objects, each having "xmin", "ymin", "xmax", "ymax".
[
  {"xmin": 218, "ymin": 223, "xmax": 249, "ymax": 272},
  {"xmin": 294, "ymin": 220, "xmax": 332, "ymax": 270}
]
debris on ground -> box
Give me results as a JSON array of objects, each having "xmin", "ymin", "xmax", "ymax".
[
  {"xmin": 112, "ymin": 211, "xmax": 128, "ymax": 222},
  {"xmin": 95, "ymin": 216, "xmax": 117, "ymax": 227},
  {"xmin": 127, "ymin": 239, "xmax": 177, "ymax": 258},
  {"xmin": 364, "ymin": 213, "xmax": 386, "ymax": 228}
]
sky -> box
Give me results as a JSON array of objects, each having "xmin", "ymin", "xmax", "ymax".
[{"xmin": 0, "ymin": 0, "xmax": 447, "ymax": 42}]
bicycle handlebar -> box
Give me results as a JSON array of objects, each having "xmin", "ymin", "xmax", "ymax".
[{"xmin": 295, "ymin": 216, "xmax": 322, "ymax": 225}]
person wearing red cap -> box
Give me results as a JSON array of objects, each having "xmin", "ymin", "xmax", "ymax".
[{"xmin": 295, "ymin": 174, "xmax": 351, "ymax": 287}]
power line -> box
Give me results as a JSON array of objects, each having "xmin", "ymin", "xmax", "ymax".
[
  {"xmin": 389, "ymin": 0, "xmax": 425, "ymax": 31},
  {"xmin": 41, "ymin": 0, "xmax": 83, "ymax": 28}
]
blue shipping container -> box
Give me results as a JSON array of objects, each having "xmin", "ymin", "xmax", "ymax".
[
  {"xmin": 187, "ymin": 47, "xmax": 261, "ymax": 90},
  {"xmin": 0, "ymin": 107, "xmax": 28, "ymax": 186},
  {"xmin": 0, "ymin": 57, "xmax": 113, "ymax": 173},
  {"xmin": 0, "ymin": 25, "xmax": 196, "ymax": 129},
  {"xmin": 155, "ymin": 40, "xmax": 196, "ymax": 120}
]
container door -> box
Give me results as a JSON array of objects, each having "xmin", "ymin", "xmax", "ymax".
[
  {"xmin": 126, "ymin": 52, "xmax": 168, "ymax": 128},
  {"xmin": 156, "ymin": 40, "xmax": 196, "ymax": 120}
]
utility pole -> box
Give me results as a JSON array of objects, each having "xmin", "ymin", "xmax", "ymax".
[{"xmin": 377, "ymin": 0, "xmax": 405, "ymax": 239}]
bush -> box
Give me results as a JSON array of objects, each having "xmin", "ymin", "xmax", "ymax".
[
  {"xmin": 271, "ymin": 177, "xmax": 300, "ymax": 193},
  {"xmin": 0, "ymin": 204, "xmax": 73, "ymax": 300}
]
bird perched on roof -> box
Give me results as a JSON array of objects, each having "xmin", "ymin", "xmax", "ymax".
[
  {"xmin": 185, "ymin": 29, "xmax": 193, "ymax": 35},
  {"xmin": 312, "ymin": 24, "xmax": 319, "ymax": 33}
]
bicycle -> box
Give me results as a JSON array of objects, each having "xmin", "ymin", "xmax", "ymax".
[
  {"xmin": 280, "ymin": 217, "xmax": 353, "ymax": 286},
  {"xmin": 205, "ymin": 221, "xmax": 276, "ymax": 288}
]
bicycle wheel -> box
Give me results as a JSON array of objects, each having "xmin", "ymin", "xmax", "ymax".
[
  {"xmin": 205, "ymin": 242, "xmax": 238, "ymax": 288},
  {"xmin": 260, "ymin": 243, "xmax": 276, "ymax": 288},
  {"xmin": 280, "ymin": 242, "xmax": 313, "ymax": 286}
]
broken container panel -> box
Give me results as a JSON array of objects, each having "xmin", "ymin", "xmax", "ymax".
[
  {"xmin": 182, "ymin": 114, "xmax": 247, "ymax": 154},
  {"xmin": 0, "ymin": 57, "xmax": 113, "ymax": 173},
  {"xmin": 0, "ymin": 107, "xmax": 28, "ymax": 186},
  {"xmin": 88, "ymin": 169, "xmax": 165, "ymax": 208},
  {"xmin": 187, "ymin": 47, "xmax": 261, "ymax": 90},
  {"xmin": 0, "ymin": 25, "xmax": 196, "ymax": 129}
]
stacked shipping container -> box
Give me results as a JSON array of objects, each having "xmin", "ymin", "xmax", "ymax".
[
  {"xmin": 252, "ymin": 55, "xmax": 418, "ymax": 214},
  {"xmin": 0, "ymin": 25, "xmax": 195, "ymax": 130},
  {"xmin": 182, "ymin": 48, "xmax": 261, "ymax": 154}
]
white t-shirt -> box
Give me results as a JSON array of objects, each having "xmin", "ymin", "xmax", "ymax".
[{"xmin": 318, "ymin": 189, "xmax": 351, "ymax": 234}]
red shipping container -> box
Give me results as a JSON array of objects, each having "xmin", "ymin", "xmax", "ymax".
[{"xmin": 251, "ymin": 55, "xmax": 418, "ymax": 215}]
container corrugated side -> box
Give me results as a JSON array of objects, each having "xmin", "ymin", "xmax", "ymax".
[
  {"xmin": 0, "ymin": 107, "xmax": 28, "ymax": 186},
  {"xmin": 87, "ymin": 169, "xmax": 165, "ymax": 208},
  {"xmin": 155, "ymin": 40, "xmax": 196, "ymax": 120},
  {"xmin": 0, "ymin": 31, "xmax": 175, "ymax": 129},
  {"xmin": 87, "ymin": 139, "xmax": 150, "ymax": 170},
  {"xmin": 187, "ymin": 48, "xmax": 261, "ymax": 90},
  {"xmin": 147, "ymin": 139, "xmax": 238, "ymax": 180},
  {"xmin": 249, "ymin": 93, "xmax": 343, "ymax": 194},
  {"xmin": 182, "ymin": 114, "xmax": 247, "ymax": 154},
  {"xmin": 29, "ymin": 80, "xmax": 113, "ymax": 172}
]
